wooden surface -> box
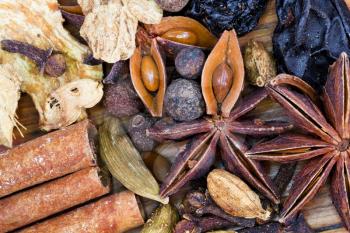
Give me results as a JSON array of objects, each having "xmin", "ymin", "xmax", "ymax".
[{"xmin": 5, "ymin": 0, "xmax": 349, "ymax": 232}]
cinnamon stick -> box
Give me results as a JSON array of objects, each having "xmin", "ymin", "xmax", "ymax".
[
  {"xmin": 0, "ymin": 167, "xmax": 110, "ymax": 232},
  {"xmin": 0, "ymin": 120, "xmax": 97, "ymax": 198},
  {"xmin": 19, "ymin": 191, "xmax": 144, "ymax": 233}
]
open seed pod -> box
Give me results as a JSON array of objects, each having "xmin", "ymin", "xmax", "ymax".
[
  {"xmin": 130, "ymin": 39, "xmax": 166, "ymax": 117},
  {"xmin": 202, "ymin": 30, "xmax": 244, "ymax": 117},
  {"xmin": 145, "ymin": 16, "xmax": 217, "ymax": 57}
]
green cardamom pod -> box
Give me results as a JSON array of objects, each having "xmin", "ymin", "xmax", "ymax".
[{"xmin": 141, "ymin": 204, "xmax": 178, "ymax": 233}]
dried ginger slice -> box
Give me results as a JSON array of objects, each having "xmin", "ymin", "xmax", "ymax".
[
  {"xmin": 77, "ymin": 0, "xmax": 108, "ymax": 15},
  {"xmin": 0, "ymin": 64, "xmax": 21, "ymax": 148},
  {"xmin": 127, "ymin": 0, "xmax": 163, "ymax": 24},
  {"xmin": 80, "ymin": 0, "xmax": 138, "ymax": 63},
  {"xmin": 0, "ymin": 0, "xmax": 103, "ymax": 135}
]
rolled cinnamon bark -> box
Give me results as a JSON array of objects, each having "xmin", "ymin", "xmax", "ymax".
[
  {"xmin": 19, "ymin": 191, "xmax": 144, "ymax": 233},
  {"xmin": 0, "ymin": 120, "xmax": 97, "ymax": 198},
  {"xmin": 0, "ymin": 167, "xmax": 110, "ymax": 232}
]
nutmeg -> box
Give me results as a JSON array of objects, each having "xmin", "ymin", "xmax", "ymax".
[{"xmin": 244, "ymin": 40, "xmax": 276, "ymax": 87}]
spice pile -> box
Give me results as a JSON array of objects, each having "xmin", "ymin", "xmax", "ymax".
[{"xmin": 1, "ymin": 0, "xmax": 350, "ymax": 232}]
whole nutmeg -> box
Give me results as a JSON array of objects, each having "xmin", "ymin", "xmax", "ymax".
[
  {"xmin": 244, "ymin": 40, "xmax": 276, "ymax": 87},
  {"xmin": 104, "ymin": 76, "xmax": 143, "ymax": 117},
  {"xmin": 165, "ymin": 79, "xmax": 205, "ymax": 122},
  {"xmin": 127, "ymin": 114, "xmax": 157, "ymax": 152},
  {"xmin": 175, "ymin": 48, "xmax": 205, "ymax": 79},
  {"xmin": 155, "ymin": 0, "xmax": 190, "ymax": 12}
]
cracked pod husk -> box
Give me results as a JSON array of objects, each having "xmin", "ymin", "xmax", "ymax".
[
  {"xmin": 130, "ymin": 39, "xmax": 167, "ymax": 117},
  {"xmin": 99, "ymin": 117, "xmax": 168, "ymax": 204},
  {"xmin": 145, "ymin": 16, "xmax": 217, "ymax": 57}
]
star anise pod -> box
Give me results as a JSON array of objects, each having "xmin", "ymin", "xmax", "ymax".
[
  {"xmin": 247, "ymin": 53, "xmax": 350, "ymax": 230},
  {"xmin": 147, "ymin": 30, "xmax": 292, "ymax": 204}
]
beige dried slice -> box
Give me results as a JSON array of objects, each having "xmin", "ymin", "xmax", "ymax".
[
  {"xmin": 127, "ymin": 0, "xmax": 163, "ymax": 24},
  {"xmin": 80, "ymin": 0, "xmax": 138, "ymax": 63},
  {"xmin": 0, "ymin": 64, "xmax": 22, "ymax": 148},
  {"xmin": 43, "ymin": 79, "xmax": 103, "ymax": 131},
  {"xmin": 0, "ymin": 0, "xmax": 103, "ymax": 135},
  {"xmin": 77, "ymin": 0, "xmax": 108, "ymax": 15},
  {"xmin": 207, "ymin": 169, "xmax": 271, "ymax": 221}
]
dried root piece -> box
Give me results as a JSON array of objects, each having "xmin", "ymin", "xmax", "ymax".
[
  {"xmin": 80, "ymin": 0, "xmax": 163, "ymax": 63},
  {"xmin": 0, "ymin": 64, "xmax": 22, "ymax": 148},
  {"xmin": 43, "ymin": 79, "xmax": 103, "ymax": 130},
  {"xmin": 0, "ymin": 0, "xmax": 103, "ymax": 133},
  {"xmin": 77, "ymin": 0, "xmax": 108, "ymax": 15}
]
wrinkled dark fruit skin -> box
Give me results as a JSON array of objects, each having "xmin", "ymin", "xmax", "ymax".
[
  {"xmin": 182, "ymin": 0, "xmax": 267, "ymax": 36},
  {"xmin": 103, "ymin": 76, "xmax": 143, "ymax": 117},
  {"xmin": 273, "ymin": 0, "xmax": 350, "ymax": 90},
  {"xmin": 165, "ymin": 79, "xmax": 205, "ymax": 122},
  {"xmin": 127, "ymin": 114, "xmax": 157, "ymax": 152},
  {"xmin": 175, "ymin": 48, "xmax": 205, "ymax": 79}
]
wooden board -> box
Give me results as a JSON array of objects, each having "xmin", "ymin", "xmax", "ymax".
[{"xmin": 4, "ymin": 0, "xmax": 349, "ymax": 232}]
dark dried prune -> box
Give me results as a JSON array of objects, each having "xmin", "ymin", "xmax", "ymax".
[
  {"xmin": 165, "ymin": 79, "xmax": 205, "ymax": 122},
  {"xmin": 273, "ymin": 0, "xmax": 350, "ymax": 90},
  {"xmin": 175, "ymin": 47, "xmax": 205, "ymax": 79},
  {"xmin": 182, "ymin": 0, "xmax": 267, "ymax": 36}
]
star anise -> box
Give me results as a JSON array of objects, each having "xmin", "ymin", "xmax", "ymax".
[
  {"xmin": 247, "ymin": 53, "xmax": 350, "ymax": 230},
  {"xmin": 147, "ymin": 30, "xmax": 292, "ymax": 204}
]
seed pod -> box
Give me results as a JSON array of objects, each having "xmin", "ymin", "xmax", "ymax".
[
  {"xmin": 244, "ymin": 40, "xmax": 276, "ymax": 87},
  {"xmin": 202, "ymin": 30, "xmax": 244, "ymax": 117},
  {"xmin": 145, "ymin": 17, "xmax": 217, "ymax": 57},
  {"xmin": 143, "ymin": 152, "xmax": 171, "ymax": 182},
  {"xmin": 141, "ymin": 204, "xmax": 178, "ymax": 233},
  {"xmin": 99, "ymin": 117, "xmax": 168, "ymax": 204},
  {"xmin": 212, "ymin": 63, "xmax": 233, "ymax": 103},
  {"xmin": 130, "ymin": 39, "xmax": 166, "ymax": 117},
  {"xmin": 207, "ymin": 169, "xmax": 271, "ymax": 221}
]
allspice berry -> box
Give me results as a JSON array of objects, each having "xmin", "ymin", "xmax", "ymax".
[
  {"xmin": 104, "ymin": 76, "xmax": 143, "ymax": 117},
  {"xmin": 175, "ymin": 48, "xmax": 205, "ymax": 79},
  {"xmin": 165, "ymin": 79, "xmax": 205, "ymax": 122},
  {"xmin": 127, "ymin": 114, "xmax": 157, "ymax": 152}
]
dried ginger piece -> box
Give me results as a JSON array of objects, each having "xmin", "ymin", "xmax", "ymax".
[
  {"xmin": 0, "ymin": 64, "xmax": 22, "ymax": 148},
  {"xmin": 77, "ymin": 0, "xmax": 108, "ymax": 15},
  {"xmin": 80, "ymin": 0, "xmax": 163, "ymax": 63},
  {"xmin": 0, "ymin": 0, "xmax": 103, "ymax": 141},
  {"xmin": 43, "ymin": 79, "xmax": 103, "ymax": 130},
  {"xmin": 80, "ymin": 0, "xmax": 138, "ymax": 63}
]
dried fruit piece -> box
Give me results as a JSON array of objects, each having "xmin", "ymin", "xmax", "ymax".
[
  {"xmin": 202, "ymin": 30, "xmax": 244, "ymax": 117},
  {"xmin": 0, "ymin": 0, "xmax": 103, "ymax": 133},
  {"xmin": 0, "ymin": 64, "xmax": 22, "ymax": 148},
  {"xmin": 207, "ymin": 169, "xmax": 271, "ymax": 221},
  {"xmin": 1, "ymin": 40, "xmax": 66, "ymax": 77},
  {"xmin": 130, "ymin": 39, "xmax": 167, "ymax": 117},
  {"xmin": 103, "ymin": 76, "xmax": 143, "ymax": 117},
  {"xmin": 146, "ymin": 16, "xmax": 217, "ymax": 56},
  {"xmin": 244, "ymin": 41, "xmax": 276, "ymax": 87},
  {"xmin": 183, "ymin": 0, "xmax": 267, "ymax": 36},
  {"xmin": 99, "ymin": 117, "xmax": 169, "ymax": 204},
  {"xmin": 155, "ymin": 0, "xmax": 189, "ymax": 12},
  {"xmin": 127, "ymin": 114, "xmax": 157, "ymax": 152},
  {"xmin": 175, "ymin": 47, "xmax": 205, "ymax": 79},
  {"xmin": 43, "ymin": 79, "xmax": 103, "ymax": 130},
  {"xmin": 273, "ymin": 0, "xmax": 350, "ymax": 90},
  {"xmin": 164, "ymin": 79, "xmax": 205, "ymax": 121},
  {"xmin": 141, "ymin": 204, "xmax": 178, "ymax": 233}
]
